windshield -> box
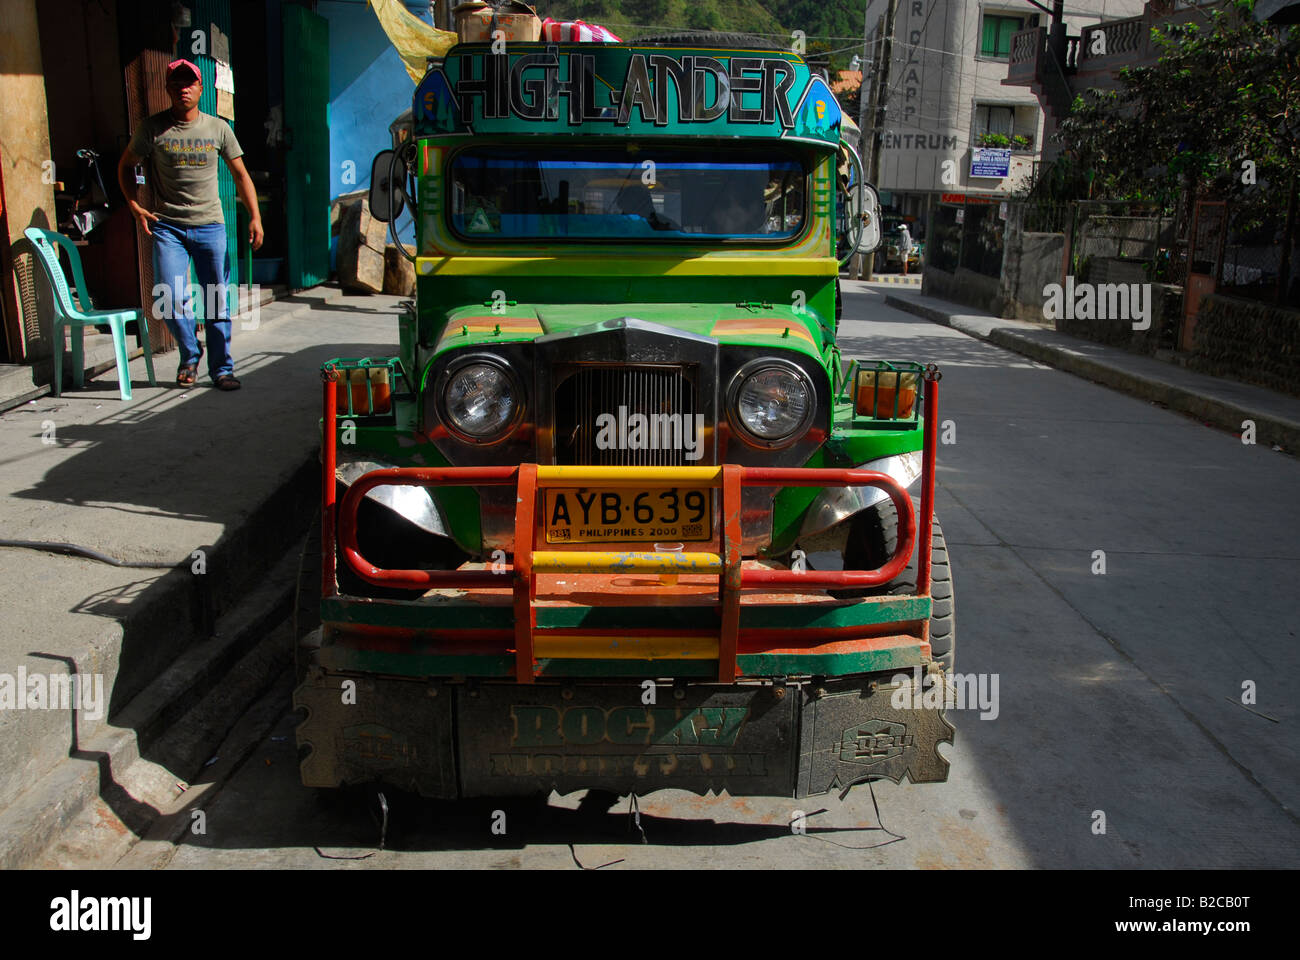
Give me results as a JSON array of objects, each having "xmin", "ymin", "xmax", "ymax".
[{"xmin": 448, "ymin": 146, "xmax": 807, "ymax": 242}]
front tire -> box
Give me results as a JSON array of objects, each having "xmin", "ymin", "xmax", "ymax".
[{"xmin": 842, "ymin": 501, "xmax": 955, "ymax": 672}]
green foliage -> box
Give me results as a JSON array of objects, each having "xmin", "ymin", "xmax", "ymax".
[
  {"xmin": 685, "ymin": 0, "xmax": 723, "ymax": 32},
  {"xmin": 1055, "ymin": 2, "xmax": 1300, "ymax": 210},
  {"xmin": 977, "ymin": 132, "xmax": 1011, "ymax": 147}
]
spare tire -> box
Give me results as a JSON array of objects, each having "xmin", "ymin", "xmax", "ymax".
[{"xmin": 631, "ymin": 31, "xmax": 787, "ymax": 51}]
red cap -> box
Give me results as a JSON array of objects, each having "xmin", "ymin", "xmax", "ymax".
[{"xmin": 166, "ymin": 59, "xmax": 201, "ymax": 84}]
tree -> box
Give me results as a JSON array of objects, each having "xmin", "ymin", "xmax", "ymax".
[{"xmin": 1055, "ymin": 1, "xmax": 1299, "ymax": 212}]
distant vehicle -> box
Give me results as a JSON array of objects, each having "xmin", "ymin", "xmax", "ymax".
[{"xmin": 880, "ymin": 223, "xmax": 917, "ymax": 272}]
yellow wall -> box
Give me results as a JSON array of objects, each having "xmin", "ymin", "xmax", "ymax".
[{"xmin": 0, "ymin": 0, "xmax": 57, "ymax": 361}]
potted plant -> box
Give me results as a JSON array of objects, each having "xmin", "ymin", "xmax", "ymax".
[
  {"xmin": 1012, "ymin": 133, "xmax": 1033, "ymax": 150},
  {"xmin": 977, "ymin": 132, "xmax": 1011, "ymax": 148}
]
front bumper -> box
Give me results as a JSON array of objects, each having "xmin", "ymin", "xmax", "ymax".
[{"xmin": 317, "ymin": 365, "xmax": 943, "ymax": 685}]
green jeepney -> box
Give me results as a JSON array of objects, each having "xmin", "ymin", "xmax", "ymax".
[{"xmin": 295, "ymin": 38, "xmax": 955, "ymax": 801}]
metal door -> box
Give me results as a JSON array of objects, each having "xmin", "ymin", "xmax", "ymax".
[{"xmin": 282, "ymin": 4, "xmax": 330, "ymax": 290}]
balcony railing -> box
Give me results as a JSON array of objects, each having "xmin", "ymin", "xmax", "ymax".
[
  {"xmin": 1080, "ymin": 15, "xmax": 1147, "ymax": 65},
  {"xmin": 1006, "ymin": 26, "xmax": 1045, "ymax": 84}
]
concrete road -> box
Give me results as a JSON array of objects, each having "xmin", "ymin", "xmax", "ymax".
[{"xmin": 152, "ymin": 281, "xmax": 1300, "ymax": 869}]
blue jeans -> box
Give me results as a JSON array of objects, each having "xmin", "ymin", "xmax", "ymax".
[{"xmin": 151, "ymin": 220, "xmax": 233, "ymax": 379}]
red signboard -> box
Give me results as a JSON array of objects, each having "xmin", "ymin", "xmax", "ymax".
[{"xmin": 940, "ymin": 193, "xmax": 996, "ymax": 205}]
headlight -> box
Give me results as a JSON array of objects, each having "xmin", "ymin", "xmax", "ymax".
[
  {"xmin": 440, "ymin": 358, "xmax": 520, "ymax": 441},
  {"xmin": 730, "ymin": 361, "xmax": 815, "ymax": 446}
]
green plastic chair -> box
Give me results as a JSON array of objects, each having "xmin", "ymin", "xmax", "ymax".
[{"xmin": 23, "ymin": 227, "xmax": 157, "ymax": 402}]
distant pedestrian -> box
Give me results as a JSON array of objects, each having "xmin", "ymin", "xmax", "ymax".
[{"xmin": 116, "ymin": 58, "xmax": 263, "ymax": 390}]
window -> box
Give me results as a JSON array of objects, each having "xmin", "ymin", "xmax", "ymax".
[
  {"xmin": 448, "ymin": 146, "xmax": 807, "ymax": 242},
  {"xmin": 973, "ymin": 103, "xmax": 1039, "ymax": 150},
  {"xmin": 974, "ymin": 104, "xmax": 1015, "ymax": 138},
  {"xmin": 980, "ymin": 13, "xmax": 1025, "ymax": 58}
]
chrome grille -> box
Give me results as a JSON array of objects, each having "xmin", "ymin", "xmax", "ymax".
[{"xmin": 554, "ymin": 365, "xmax": 697, "ymax": 466}]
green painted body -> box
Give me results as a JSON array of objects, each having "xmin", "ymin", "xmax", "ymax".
[{"xmin": 324, "ymin": 43, "xmax": 928, "ymax": 676}]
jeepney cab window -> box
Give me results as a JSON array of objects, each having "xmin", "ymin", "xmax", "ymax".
[{"xmin": 448, "ymin": 146, "xmax": 807, "ymax": 242}]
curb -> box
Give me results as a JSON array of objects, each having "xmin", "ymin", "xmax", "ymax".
[
  {"xmin": 0, "ymin": 537, "xmax": 303, "ymax": 870},
  {"xmin": 0, "ymin": 451, "xmax": 317, "ymax": 868},
  {"xmin": 842, "ymin": 273, "xmax": 922, "ymax": 286},
  {"xmin": 885, "ymin": 293, "xmax": 1300, "ymax": 453}
]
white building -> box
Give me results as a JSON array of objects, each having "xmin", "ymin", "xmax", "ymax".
[{"xmin": 860, "ymin": 0, "xmax": 1145, "ymax": 226}]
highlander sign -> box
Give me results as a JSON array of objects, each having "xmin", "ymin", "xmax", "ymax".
[{"xmin": 414, "ymin": 44, "xmax": 842, "ymax": 146}]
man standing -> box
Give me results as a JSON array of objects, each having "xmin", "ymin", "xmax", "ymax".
[
  {"xmin": 117, "ymin": 58, "xmax": 263, "ymax": 390},
  {"xmin": 898, "ymin": 222, "xmax": 914, "ymax": 276}
]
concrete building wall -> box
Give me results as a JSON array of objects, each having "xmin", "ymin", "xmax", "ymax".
[
  {"xmin": 320, "ymin": 0, "xmax": 426, "ymax": 204},
  {"xmin": 319, "ymin": 0, "xmax": 423, "ymax": 251},
  {"xmin": 865, "ymin": 0, "xmax": 1145, "ymax": 221}
]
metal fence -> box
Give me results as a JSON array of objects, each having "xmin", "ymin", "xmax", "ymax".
[
  {"xmin": 930, "ymin": 192, "xmax": 1298, "ymax": 310},
  {"xmin": 1073, "ymin": 205, "xmax": 1181, "ymax": 286},
  {"xmin": 1216, "ymin": 198, "xmax": 1300, "ymax": 307}
]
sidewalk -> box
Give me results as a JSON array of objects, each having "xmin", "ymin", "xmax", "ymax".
[
  {"xmin": 883, "ymin": 289, "xmax": 1300, "ymax": 453},
  {"xmin": 0, "ymin": 283, "xmax": 406, "ymax": 867},
  {"xmin": 840, "ymin": 268, "xmax": 921, "ymax": 287}
]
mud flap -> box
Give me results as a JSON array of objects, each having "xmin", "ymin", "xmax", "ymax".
[
  {"xmin": 796, "ymin": 674, "xmax": 954, "ymax": 796},
  {"xmin": 295, "ymin": 675, "xmax": 458, "ymax": 798}
]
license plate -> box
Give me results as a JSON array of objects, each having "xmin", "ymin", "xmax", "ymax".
[{"xmin": 544, "ymin": 487, "xmax": 711, "ymax": 543}]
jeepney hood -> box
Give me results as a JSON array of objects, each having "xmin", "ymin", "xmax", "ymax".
[{"xmin": 433, "ymin": 301, "xmax": 831, "ymax": 362}]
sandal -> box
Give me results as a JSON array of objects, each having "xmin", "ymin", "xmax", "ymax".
[
  {"xmin": 176, "ymin": 364, "xmax": 197, "ymax": 386},
  {"xmin": 214, "ymin": 374, "xmax": 241, "ymax": 391}
]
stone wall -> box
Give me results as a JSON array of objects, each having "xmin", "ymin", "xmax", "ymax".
[
  {"xmin": 921, "ymin": 264, "xmax": 1002, "ymax": 314},
  {"xmin": 1052, "ymin": 282, "xmax": 1182, "ymax": 355},
  {"xmin": 998, "ymin": 227, "xmax": 1065, "ymax": 322},
  {"xmin": 1188, "ymin": 294, "xmax": 1300, "ymax": 396}
]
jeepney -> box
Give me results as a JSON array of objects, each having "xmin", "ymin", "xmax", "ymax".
[{"xmin": 294, "ymin": 37, "xmax": 956, "ymax": 802}]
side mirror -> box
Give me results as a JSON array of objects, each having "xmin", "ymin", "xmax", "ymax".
[
  {"xmin": 368, "ymin": 150, "xmax": 405, "ymax": 223},
  {"xmin": 837, "ymin": 142, "xmax": 882, "ymax": 265},
  {"xmin": 856, "ymin": 183, "xmax": 882, "ymax": 254}
]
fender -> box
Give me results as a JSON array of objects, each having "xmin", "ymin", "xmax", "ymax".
[
  {"xmin": 336, "ymin": 458, "xmax": 450, "ymax": 538},
  {"xmin": 799, "ymin": 450, "xmax": 922, "ymax": 538}
]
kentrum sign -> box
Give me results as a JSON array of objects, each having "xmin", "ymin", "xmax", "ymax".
[{"xmin": 413, "ymin": 43, "xmax": 843, "ymax": 147}]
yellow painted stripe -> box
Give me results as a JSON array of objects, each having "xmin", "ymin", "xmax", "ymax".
[
  {"xmin": 416, "ymin": 256, "xmax": 839, "ymax": 278},
  {"xmin": 535, "ymin": 634, "xmax": 719, "ymax": 660},
  {"xmin": 532, "ymin": 551, "xmax": 723, "ymax": 574},
  {"xmin": 712, "ymin": 320, "xmax": 817, "ymax": 344},
  {"xmin": 536, "ymin": 465, "xmax": 723, "ymax": 487}
]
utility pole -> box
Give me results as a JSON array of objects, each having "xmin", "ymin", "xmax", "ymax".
[
  {"xmin": 857, "ymin": 4, "xmax": 875, "ymax": 165},
  {"xmin": 870, "ymin": 0, "xmax": 897, "ymax": 188},
  {"xmin": 853, "ymin": 6, "xmax": 878, "ymax": 279},
  {"xmin": 1048, "ymin": 0, "xmax": 1066, "ymax": 64},
  {"xmin": 861, "ymin": 0, "xmax": 897, "ymax": 280}
]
